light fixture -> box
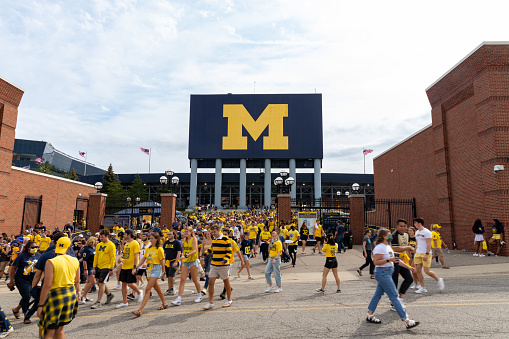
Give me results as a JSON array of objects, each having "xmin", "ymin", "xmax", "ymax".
[
  {"xmin": 274, "ymin": 177, "xmax": 283, "ymax": 185},
  {"xmin": 159, "ymin": 175, "xmax": 168, "ymax": 185},
  {"xmin": 126, "ymin": 197, "xmax": 131, "ymax": 202},
  {"xmin": 352, "ymin": 183, "xmax": 360, "ymax": 192},
  {"xmin": 165, "ymin": 170, "xmax": 174, "ymax": 177},
  {"xmin": 280, "ymin": 170, "xmax": 288, "ymax": 177},
  {"xmin": 285, "ymin": 176, "xmax": 295, "ymax": 186},
  {"xmin": 135, "ymin": 197, "xmax": 140, "ymax": 202},
  {"xmin": 171, "ymin": 176, "xmax": 180, "ymax": 185},
  {"xmin": 94, "ymin": 182, "xmax": 103, "ymax": 191},
  {"xmin": 345, "ymin": 191, "xmax": 350, "ymax": 196},
  {"xmin": 336, "ymin": 191, "xmax": 341, "ymax": 196}
]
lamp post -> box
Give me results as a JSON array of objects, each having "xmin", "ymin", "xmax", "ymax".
[
  {"xmin": 126, "ymin": 197, "xmax": 132, "ymax": 228},
  {"xmin": 94, "ymin": 182, "xmax": 103, "ymax": 193},
  {"xmin": 160, "ymin": 175, "xmax": 168, "ymax": 192},
  {"xmin": 171, "ymin": 176, "xmax": 180, "ymax": 206}
]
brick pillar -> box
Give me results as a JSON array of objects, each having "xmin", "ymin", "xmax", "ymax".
[
  {"xmin": 349, "ymin": 194, "xmax": 365, "ymax": 245},
  {"xmin": 277, "ymin": 194, "xmax": 291, "ymax": 226},
  {"xmin": 88, "ymin": 193, "xmax": 107, "ymax": 234},
  {"xmin": 161, "ymin": 193, "xmax": 177, "ymax": 227}
]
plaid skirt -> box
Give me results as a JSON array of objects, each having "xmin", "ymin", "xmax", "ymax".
[{"xmin": 38, "ymin": 285, "xmax": 78, "ymax": 337}]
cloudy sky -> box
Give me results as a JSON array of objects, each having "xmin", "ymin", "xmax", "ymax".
[{"xmin": 1, "ymin": 0, "xmax": 508, "ymax": 175}]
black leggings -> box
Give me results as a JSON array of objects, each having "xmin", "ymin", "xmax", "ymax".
[
  {"xmin": 392, "ymin": 265, "xmax": 413, "ymax": 295},
  {"xmin": 359, "ymin": 250, "xmax": 374, "ymax": 275}
]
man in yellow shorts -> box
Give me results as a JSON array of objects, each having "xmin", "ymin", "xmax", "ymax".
[
  {"xmin": 413, "ymin": 218, "xmax": 444, "ymax": 294},
  {"xmin": 492, "ymin": 219, "xmax": 505, "ymax": 257}
]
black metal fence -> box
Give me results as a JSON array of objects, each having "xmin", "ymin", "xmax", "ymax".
[{"xmin": 365, "ymin": 198, "xmax": 416, "ymax": 230}]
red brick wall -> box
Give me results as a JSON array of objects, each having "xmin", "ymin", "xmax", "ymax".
[
  {"xmin": 160, "ymin": 193, "xmax": 176, "ymax": 227},
  {"xmin": 375, "ymin": 43, "xmax": 509, "ymax": 255},
  {"xmin": 0, "ymin": 76, "xmax": 96, "ymax": 236},
  {"xmin": 277, "ymin": 194, "xmax": 291, "ymax": 225},
  {"xmin": 349, "ymin": 195, "xmax": 366, "ymax": 245}
]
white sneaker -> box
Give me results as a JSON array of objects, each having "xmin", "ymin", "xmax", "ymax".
[
  {"xmin": 410, "ymin": 284, "xmax": 420, "ymax": 289},
  {"xmin": 479, "ymin": 254, "xmax": 485, "ymax": 257},
  {"xmin": 203, "ymin": 302, "xmax": 214, "ymax": 310},
  {"xmin": 415, "ymin": 287, "xmax": 428, "ymax": 294},
  {"xmin": 437, "ymin": 278, "xmax": 445, "ymax": 291},
  {"xmin": 112, "ymin": 284, "xmax": 121, "ymax": 289},
  {"xmin": 265, "ymin": 286, "xmax": 274, "ymax": 293},
  {"xmin": 274, "ymin": 287, "xmax": 283, "ymax": 293},
  {"xmin": 137, "ymin": 290, "xmax": 144, "ymax": 303},
  {"xmin": 79, "ymin": 297, "xmax": 86, "ymax": 305},
  {"xmin": 194, "ymin": 295, "xmax": 202, "ymax": 303},
  {"xmin": 222, "ymin": 300, "xmax": 233, "ymax": 308},
  {"xmin": 139, "ymin": 283, "xmax": 145, "ymax": 288},
  {"xmin": 0, "ymin": 327, "xmax": 14, "ymax": 338},
  {"xmin": 237, "ymin": 273, "xmax": 241, "ymax": 278},
  {"xmin": 473, "ymin": 253, "xmax": 479, "ymax": 257},
  {"xmin": 115, "ymin": 302, "xmax": 128, "ymax": 308},
  {"xmin": 171, "ymin": 298, "xmax": 181, "ymax": 306},
  {"xmin": 248, "ymin": 275, "xmax": 254, "ymax": 280}
]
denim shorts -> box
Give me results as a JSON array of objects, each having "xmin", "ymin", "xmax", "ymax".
[
  {"xmin": 148, "ymin": 264, "xmax": 162, "ymax": 279},
  {"xmin": 182, "ymin": 259, "xmax": 200, "ymax": 269}
]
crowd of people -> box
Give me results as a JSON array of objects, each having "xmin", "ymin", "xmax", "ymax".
[{"xmin": 0, "ymin": 212, "xmax": 505, "ymax": 337}]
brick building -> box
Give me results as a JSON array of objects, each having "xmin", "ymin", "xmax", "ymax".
[
  {"xmin": 0, "ymin": 76, "xmax": 96, "ymax": 236},
  {"xmin": 374, "ymin": 42, "xmax": 509, "ymax": 255}
]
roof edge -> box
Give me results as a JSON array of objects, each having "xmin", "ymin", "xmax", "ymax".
[
  {"xmin": 12, "ymin": 166, "xmax": 95, "ymax": 188},
  {"xmin": 425, "ymin": 41, "xmax": 509, "ymax": 92},
  {"xmin": 374, "ymin": 124, "xmax": 432, "ymax": 160},
  {"xmin": 0, "ymin": 75, "xmax": 24, "ymax": 92}
]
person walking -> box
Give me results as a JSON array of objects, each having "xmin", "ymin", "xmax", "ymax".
[
  {"xmin": 200, "ymin": 230, "xmax": 212, "ymax": 295},
  {"xmin": 335, "ymin": 222, "xmax": 346, "ymax": 253},
  {"xmin": 313, "ymin": 221, "xmax": 324, "ymax": 254},
  {"xmin": 431, "ymin": 225, "xmax": 450, "ymax": 269},
  {"xmin": 237, "ymin": 232, "xmax": 254, "ymax": 279},
  {"xmin": 357, "ymin": 229, "xmax": 375, "ymax": 279},
  {"xmin": 163, "ymin": 229, "xmax": 182, "ymax": 296},
  {"xmin": 288, "ymin": 226, "xmax": 299, "ymax": 267},
  {"xmin": 116, "ymin": 229, "xmax": 143, "ymax": 309},
  {"xmin": 492, "ymin": 219, "xmax": 504, "ymax": 257},
  {"xmin": 259, "ymin": 226, "xmax": 271, "ymax": 263},
  {"xmin": 472, "ymin": 219, "xmax": 485, "ymax": 257},
  {"xmin": 413, "ymin": 218, "xmax": 445, "ymax": 294},
  {"xmin": 90, "ymin": 229, "xmax": 116, "ymax": 309},
  {"xmin": 265, "ymin": 231, "xmax": 283, "ymax": 293},
  {"xmin": 365, "ymin": 228, "xmax": 419, "ymax": 329},
  {"xmin": 0, "ymin": 305, "xmax": 14, "ymax": 338},
  {"xmin": 37, "ymin": 237, "xmax": 80, "ymax": 339},
  {"xmin": 7, "ymin": 240, "xmax": 41, "ymax": 324},
  {"xmin": 132, "ymin": 233, "xmax": 167, "ymax": 317},
  {"xmin": 300, "ymin": 222, "xmax": 309, "ymax": 254},
  {"xmin": 316, "ymin": 235, "xmax": 341, "ymax": 293},
  {"xmin": 79, "ymin": 236, "xmax": 96, "ymax": 304},
  {"xmin": 390, "ymin": 219, "xmax": 415, "ymax": 303},
  {"xmin": 172, "ymin": 227, "xmax": 202, "ymax": 305}
]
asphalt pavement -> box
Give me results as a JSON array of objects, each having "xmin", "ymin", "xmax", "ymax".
[{"xmin": 1, "ymin": 247, "xmax": 508, "ymax": 338}]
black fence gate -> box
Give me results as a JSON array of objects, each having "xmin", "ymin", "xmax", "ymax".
[
  {"xmin": 105, "ymin": 197, "xmax": 161, "ymax": 229},
  {"xmin": 365, "ymin": 198, "xmax": 416, "ymax": 230},
  {"xmin": 21, "ymin": 195, "xmax": 43, "ymax": 232}
]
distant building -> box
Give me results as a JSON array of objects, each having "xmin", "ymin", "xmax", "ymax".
[{"xmin": 12, "ymin": 139, "xmax": 105, "ymax": 176}]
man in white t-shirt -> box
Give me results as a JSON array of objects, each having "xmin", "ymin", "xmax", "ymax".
[{"xmin": 413, "ymin": 218, "xmax": 444, "ymax": 294}]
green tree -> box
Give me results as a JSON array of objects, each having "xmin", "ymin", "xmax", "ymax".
[
  {"xmin": 107, "ymin": 175, "xmax": 126, "ymax": 201},
  {"xmin": 63, "ymin": 167, "xmax": 79, "ymax": 181},
  {"xmin": 128, "ymin": 173, "xmax": 148, "ymax": 201},
  {"xmin": 102, "ymin": 164, "xmax": 116, "ymax": 193},
  {"xmin": 37, "ymin": 160, "xmax": 52, "ymax": 174}
]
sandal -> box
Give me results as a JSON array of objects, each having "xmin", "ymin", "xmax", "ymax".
[
  {"xmin": 366, "ymin": 313, "xmax": 382, "ymax": 324},
  {"xmin": 357, "ymin": 269, "xmax": 362, "ymax": 276},
  {"xmin": 158, "ymin": 304, "xmax": 168, "ymax": 310},
  {"xmin": 132, "ymin": 310, "xmax": 142, "ymax": 317},
  {"xmin": 405, "ymin": 319, "xmax": 420, "ymax": 329},
  {"xmin": 23, "ymin": 319, "xmax": 31, "ymax": 324},
  {"xmin": 370, "ymin": 275, "xmax": 375, "ymax": 279},
  {"xmin": 12, "ymin": 309, "xmax": 20, "ymax": 319},
  {"xmin": 442, "ymin": 266, "xmax": 450, "ymax": 269}
]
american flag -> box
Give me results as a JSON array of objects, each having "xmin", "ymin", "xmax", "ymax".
[
  {"xmin": 363, "ymin": 149, "xmax": 373, "ymax": 156},
  {"xmin": 79, "ymin": 151, "xmax": 86, "ymax": 158},
  {"xmin": 22, "ymin": 165, "xmax": 30, "ymax": 169},
  {"xmin": 35, "ymin": 158, "xmax": 44, "ymax": 163},
  {"xmin": 140, "ymin": 147, "xmax": 150, "ymax": 155}
]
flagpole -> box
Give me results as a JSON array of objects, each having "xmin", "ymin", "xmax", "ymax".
[
  {"xmin": 149, "ymin": 148, "xmax": 151, "ymax": 173},
  {"xmin": 84, "ymin": 151, "xmax": 88, "ymax": 176},
  {"xmin": 363, "ymin": 147, "xmax": 365, "ymax": 174}
]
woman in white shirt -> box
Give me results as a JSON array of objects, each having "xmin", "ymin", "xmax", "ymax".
[{"xmin": 366, "ymin": 228, "xmax": 420, "ymax": 329}]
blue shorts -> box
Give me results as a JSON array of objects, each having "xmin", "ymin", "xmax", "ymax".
[
  {"xmin": 182, "ymin": 259, "xmax": 200, "ymax": 269},
  {"xmin": 87, "ymin": 267, "xmax": 93, "ymax": 276},
  {"xmin": 148, "ymin": 264, "xmax": 162, "ymax": 279}
]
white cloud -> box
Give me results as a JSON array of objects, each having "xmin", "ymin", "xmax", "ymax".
[{"xmin": 1, "ymin": 0, "xmax": 509, "ymax": 176}]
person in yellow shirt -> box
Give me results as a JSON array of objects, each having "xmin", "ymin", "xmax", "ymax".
[
  {"xmin": 34, "ymin": 232, "xmax": 41, "ymax": 247},
  {"xmin": 248, "ymin": 223, "xmax": 259, "ymax": 257},
  {"xmin": 132, "ymin": 232, "xmax": 167, "ymax": 317},
  {"xmin": 316, "ymin": 235, "xmax": 341, "ymax": 293},
  {"xmin": 313, "ymin": 222, "xmax": 324, "ymax": 254},
  {"xmin": 39, "ymin": 233, "xmax": 51, "ymax": 253},
  {"xmin": 431, "ymin": 225, "xmax": 449, "ymax": 269},
  {"xmin": 37, "ymin": 237, "xmax": 80, "ymax": 339},
  {"xmin": 116, "ymin": 229, "xmax": 143, "ymax": 308},
  {"xmin": 264, "ymin": 231, "xmax": 283, "ymax": 293},
  {"xmin": 288, "ymin": 226, "xmax": 299, "ymax": 267},
  {"xmin": 161, "ymin": 225, "xmax": 170, "ymax": 241},
  {"xmin": 172, "ymin": 227, "xmax": 202, "ymax": 306},
  {"xmin": 91, "ymin": 229, "xmax": 116, "ymax": 309},
  {"xmin": 259, "ymin": 226, "xmax": 271, "ymax": 263}
]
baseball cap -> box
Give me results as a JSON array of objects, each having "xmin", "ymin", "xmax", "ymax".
[
  {"xmin": 55, "ymin": 237, "xmax": 71, "ymax": 254},
  {"xmin": 78, "ymin": 234, "xmax": 84, "ymax": 238},
  {"xmin": 110, "ymin": 232, "xmax": 116, "ymax": 236},
  {"xmin": 125, "ymin": 229, "xmax": 134, "ymax": 237},
  {"xmin": 136, "ymin": 230, "xmax": 141, "ymax": 234},
  {"xmin": 432, "ymin": 224, "xmax": 441, "ymax": 229}
]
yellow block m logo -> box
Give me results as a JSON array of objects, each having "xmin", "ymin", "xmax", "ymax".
[{"xmin": 222, "ymin": 104, "xmax": 288, "ymax": 150}]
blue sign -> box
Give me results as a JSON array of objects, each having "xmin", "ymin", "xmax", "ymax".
[{"xmin": 188, "ymin": 94, "xmax": 323, "ymax": 159}]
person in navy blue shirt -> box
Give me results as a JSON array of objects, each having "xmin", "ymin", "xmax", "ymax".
[{"xmin": 7, "ymin": 241, "xmax": 41, "ymax": 324}]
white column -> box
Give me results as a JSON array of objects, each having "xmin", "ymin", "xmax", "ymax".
[
  {"xmin": 314, "ymin": 159, "xmax": 322, "ymax": 200},
  {"xmin": 214, "ymin": 159, "xmax": 222, "ymax": 209},
  {"xmin": 238, "ymin": 159, "xmax": 247, "ymax": 209},
  {"xmin": 188, "ymin": 159, "xmax": 198, "ymax": 208},
  {"xmin": 289, "ymin": 158, "xmax": 296, "ymax": 200},
  {"xmin": 264, "ymin": 159, "xmax": 271, "ymax": 208}
]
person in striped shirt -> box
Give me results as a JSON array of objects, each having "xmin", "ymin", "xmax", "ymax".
[{"xmin": 200, "ymin": 225, "xmax": 232, "ymax": 310}]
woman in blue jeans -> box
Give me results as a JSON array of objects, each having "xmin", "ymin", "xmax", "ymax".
[
  {"xmin": 7, "ymin": 241, "xmax": 41, "ymax": 324},
  {"xmin": 265, "ymin": 232, "xmax": 283, "ymax": 293},
  {"xmin": 366, "ymin": 228, "xmax": 419, "ymax": 329}
]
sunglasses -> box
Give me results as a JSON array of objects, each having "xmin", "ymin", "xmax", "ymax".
[{"xmin": 31, "ymin": 246, "xmax": 39, "ymax": 249}]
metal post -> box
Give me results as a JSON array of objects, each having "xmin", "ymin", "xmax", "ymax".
[
  {"xmin": 314, "ymin": 159, "xmax": 322, "ymax": 202},
  {"xmin": 215, "ymin": 159, "xmax": 222, "ymax": 209},
  {"xmin": 238, "ymin": 159, "xmax": 247, "ymax": 209},
  {"xmin": 264, "ymin": 159, "xmax": 271, "ymax": 208},
  {"xmin": 289, "ymin": 158, "xmax": 296, "ymax": 200},
  {"xmin": 189, "ymin": 159, "xmax": 198, "ymax": 209}
]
